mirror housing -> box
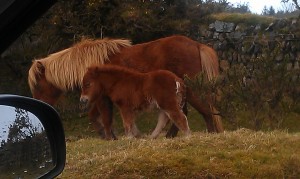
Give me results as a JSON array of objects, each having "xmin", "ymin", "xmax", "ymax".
[{"xmin": 0, "ymin": 94, "xmax": 65, "ymax": 178}]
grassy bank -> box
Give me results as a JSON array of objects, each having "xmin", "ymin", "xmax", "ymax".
[
  {"xmin": 57, "ymin": 99, "xmax": 300, "ymax": 178},
  {"xmin": 57, "ymin": 129, "xmax": 300, "ymax": 178}
]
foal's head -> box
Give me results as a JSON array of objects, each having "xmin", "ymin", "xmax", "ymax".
[{"xmin": 80, "ymin": 66, "xmax": 104, "ymax": 105}]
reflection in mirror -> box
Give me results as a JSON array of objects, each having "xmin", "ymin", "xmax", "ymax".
[{"xmin": 0, "ymin": 105, "xmax": 54, "ymax": 178}]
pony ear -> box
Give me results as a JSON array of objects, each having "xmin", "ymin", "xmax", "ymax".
[{"xmin": 36, "ymin": 61, "xmax": 45, "ymax": 74}]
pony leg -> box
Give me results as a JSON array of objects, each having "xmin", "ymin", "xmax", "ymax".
[
  {"xmin": 150, "ymin": 111, "xmax": 169, "ymax": 139},
  {"xmin": 88, "ymin": 104, "xmax": 106, "ymax": 139},
  {"xmin": 119, "ymin": 108, "xmax": 140, "ymax": 138},
  {"xmin": 165, "ymin": 109, "xmax": 191, "ymax": 137},
  {"xmin": 165, "ymin": 88, "xmax": 223, "ymax": 134},
  {"xmin": 186, "ymin": 88, "xmax": 224, "ymax": 133},
  {"xmin": 131, "ymin": 123, "xmax": 140, "ymax": 138},
  {"xmin": 166, "ymin": 101, "xmax": 187, "ymax": 138},
  {"xmin": 95, "ymin": 96, "xmax": 117, "ymax": 140}
]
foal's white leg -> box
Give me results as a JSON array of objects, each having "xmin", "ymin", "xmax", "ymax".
[
  {"xmin": 150, "ymin": 111, "xmax": 169, "ymax": 139},
  {"xmin": 131, "ymin": 123, "xmax": 141, "ymax": 137}
]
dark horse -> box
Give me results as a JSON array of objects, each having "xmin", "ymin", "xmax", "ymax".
[
  {"xmin": 80, "ymin": 65, "xmax": 190, "ymax": 139},
  {"xmin": 28, "ymin": 35, "xmax": 223, "ymax": 139}
]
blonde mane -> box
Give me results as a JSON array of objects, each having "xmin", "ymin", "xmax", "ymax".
[{"xmin": 28, "ymin": 38, "xmax": 132, "ymax": 92}]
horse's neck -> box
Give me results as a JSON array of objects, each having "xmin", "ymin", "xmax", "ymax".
[{"xmin": 107, "ymin": 52, "xmax": 124, "ymax": 65}]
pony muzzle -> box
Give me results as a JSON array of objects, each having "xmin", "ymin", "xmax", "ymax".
[{"xmin": 80, "ymin": 96, "xmax": 89, "ymax": 105}]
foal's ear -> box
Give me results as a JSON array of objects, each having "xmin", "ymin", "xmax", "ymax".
[{"xmin": 87, "ymin": 66, "xmax": 100, "ymax": 77}]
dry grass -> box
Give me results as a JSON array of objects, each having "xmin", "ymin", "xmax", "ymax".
[
  {"xmin": 210, "ymin": 12, "xmax": 275, "ymax": 28},
  {"xmin": 57, "ymin": 129, "xmax": 300, "ymax": 179}
]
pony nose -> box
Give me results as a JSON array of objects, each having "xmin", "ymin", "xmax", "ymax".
[
  {"xmin": 80, "ymin": 96, "xmax": 89, "ymax": 104},
  {"xmin": 79, "ymin": 96, "xmax": 89, "ymax": 113}
]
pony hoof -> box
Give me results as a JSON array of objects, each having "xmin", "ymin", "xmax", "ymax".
[
  {"xmin": 165, "ymin": 131, "xmax": 177, "ymax": 138},
  {"xmin": 98, "ymin": 132, "xmax": 106, "ymax": 139},
  {"xmin": 150, "ymin": 135, "xmax": 158, "ymax": 139}
]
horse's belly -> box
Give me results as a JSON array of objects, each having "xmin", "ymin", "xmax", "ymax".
[{"xmin": 131, "ymin": 98, "xmax": 159, "ymax": 112}]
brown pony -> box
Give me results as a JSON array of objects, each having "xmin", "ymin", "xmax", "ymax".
[
  {"xmin": 80, "ymin": 65, "xmax": 190, "ymax": 139},
  {"xmin": 28, "ymin": 35, "xmax": 223, "ymax": 138}
]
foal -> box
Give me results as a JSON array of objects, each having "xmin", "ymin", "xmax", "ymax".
[{"xmin": 80, "ymin": 65, "xmax": 191, "ymax": 139}]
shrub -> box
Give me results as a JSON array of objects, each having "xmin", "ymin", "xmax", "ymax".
[{"xmin": 186, "ymin": 50, "xmax": 300, "ymax": 130}]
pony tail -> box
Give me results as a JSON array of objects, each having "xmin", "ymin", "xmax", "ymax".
[
  {"xmin": 198, "ymin": 44, "xmax": 224, "ymax": 132},
  {"xmin": 198, "ymin": 44, "xmax": 219, "ymax": 81}
]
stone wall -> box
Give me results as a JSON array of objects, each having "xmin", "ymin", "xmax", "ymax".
[{"xmin": 200, "ymin": 19, "xmax": 300, "ymax": 71}]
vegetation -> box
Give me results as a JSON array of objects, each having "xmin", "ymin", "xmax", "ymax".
[
  {"xmin": 211, "ymin": 13, "xmax": 275, "ymax": 27},
  {"xmin": 186, "ymin": 50, "xmax": 300, "ymax": 131},
  {"xmin": 57, "ymin": 130, "xmax": 300, "ymax": 179}
]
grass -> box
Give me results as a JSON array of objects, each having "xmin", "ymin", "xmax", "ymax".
[
  {"xmin": 57, "ymin": 129, "xmax": 300, "ymax": 179},
  {"xmin": 211, "ymin": 12, "xmax": 275, "ymax": 26},
  {"xmin": 57, "ymin": 104, "xmax": 300, "ymax": 179}
]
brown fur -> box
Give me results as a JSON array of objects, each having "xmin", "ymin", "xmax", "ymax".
[
  {"xmin": 80, "ymin": 65, "xmax": 190, "ymax": 139},
  {"xmin": 28, "ymin": 35, "xmax": 223, "ymax": 137}
]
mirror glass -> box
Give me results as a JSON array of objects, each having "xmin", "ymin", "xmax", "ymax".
[{"xmin": 0, "ymin": 105, "xmax": 54, "ymax": 178}]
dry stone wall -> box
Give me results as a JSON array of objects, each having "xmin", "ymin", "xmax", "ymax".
[{"xmin": 200, "ymin": 19, "xmax": 300, "ymax": 71}]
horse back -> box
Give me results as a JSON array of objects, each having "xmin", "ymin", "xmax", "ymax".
[{"xmin": 109, "ymin": 35, "xmax": 205, "ymax": 77}]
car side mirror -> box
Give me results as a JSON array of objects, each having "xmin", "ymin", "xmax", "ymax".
[{"xmin": 0, "ymin": 95, "xmax": 65, "ymax": 179}]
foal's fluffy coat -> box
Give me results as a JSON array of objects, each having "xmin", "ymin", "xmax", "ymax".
[{"xmin": 80, "ymin": 65, "xmax": 190, "ymax": 139}]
